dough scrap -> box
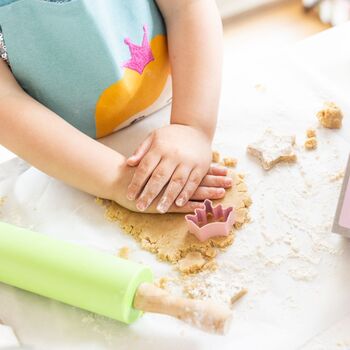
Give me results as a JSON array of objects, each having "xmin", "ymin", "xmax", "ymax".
[
  {"xmin": 212, "ymin": 150, "xmax": 221, "ymax": 163},
  {"xmin": 247, "ymin": 129, "xmax": 297, "ymax": 170},
  {"xmin": 304, "ymin": 137, "xmax": 317, "ymax": 150},
  {"xmin": 221, "ymin": 157, "xmax": 237, "ymax": 168},
  {"xmin": 317, "ymin": 102, "xmax": 343, "ymax": 129},
  {"xmin": 230, "ymin": 288, "xmax": 248, "ymax": 307},
  {"xmin": 100, "ymin": 172, "xmax": 251, "ymax": 273}
]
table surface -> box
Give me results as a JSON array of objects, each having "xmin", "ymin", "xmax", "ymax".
[{"xmin": 0, "ymin": 22, "xmax": 349, "ymax": 350}]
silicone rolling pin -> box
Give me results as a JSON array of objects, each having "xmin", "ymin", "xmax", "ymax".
[{"xmin": 0, "ymin": 222, "xmax": 234, "ymax": 334}]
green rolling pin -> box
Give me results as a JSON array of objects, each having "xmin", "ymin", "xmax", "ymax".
[{"xmin": 0, "ymin": 221, "xmax": 234, "ymax": 334}]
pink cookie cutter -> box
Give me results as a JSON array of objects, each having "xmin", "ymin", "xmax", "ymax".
[{"xmin": 185, "ymin": 199, "xmax": 235, "ymax": 242}]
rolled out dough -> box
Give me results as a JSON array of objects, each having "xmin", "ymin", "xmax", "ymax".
[{"xmin": 100, "ymin": 173, "xmax": 251, "ymax": 274}]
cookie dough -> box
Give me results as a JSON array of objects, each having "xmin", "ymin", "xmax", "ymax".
[
  {"xmin": 212, "ymin": 150, "xmax": 221, "ymax": 163},
  {"xmin": 178, "ymin": 252, "xmax": 206, "ymax": 274},
  {"xmin": 247, "ymin": 129, "xmax": 297, "ymax": 170},
  {"xmin": 100, "ymin": 173, "xmax": 251, "ymax": 273},
  {"xmin": 317, "ymin": 102, "xmax": 343, "ymax": 129},
  {"xmin": 305, "ymin": 137, "xmax": 317, "ymax": 150}
]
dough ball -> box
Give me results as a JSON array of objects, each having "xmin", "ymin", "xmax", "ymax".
[{"xmin": 317, "ymin": 102, "xmax": 343, "ymax": 129}]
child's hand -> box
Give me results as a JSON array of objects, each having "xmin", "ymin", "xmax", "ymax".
[
  {"xmin": 126, "ymin": 124, "xmax": 232, "ymax": 213},
  {"xmin": 112, "ymin": 162, "xmax": 210, "ymax": 213}
]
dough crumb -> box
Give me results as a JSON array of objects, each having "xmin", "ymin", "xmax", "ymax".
[
  {"xmin": 117, "ymin": 246, "xmax": 130, "ymax": 259},
  {"xmin": 0, "ymin": 197, "xmax": 5, "ymax": 207},
  {"xmin": 178, "ymin": 252, "xmax": 206, "ymax": 274},
  {"xmin": 304, "ymin": 137, "xmax": 317, "ymax": 150},
  {"xmin": 317, "ymin": 102, "xmax": 343, "ymax": 129},
  {"xmin": 254, "ymin": 83, "xmax": 267, "ymax": 93},
  {"xmin": 222, "ymin": 157, "xmax": 237, "ymax": 168},
  {"xmin": 156, "ymin": 277, "xmax": 169, "ymax": 290},
  {"xmin": 247, "ymin": 129, "xmax": 297, "ymax": 170},
  {"xmin": 95, "ymin": 197, "xmax": 105, "ymax": 206},
  {"xmin": 306, "ymin": 128, "xmax": 316, "ymax": 138},
  {"xmin": 183, "ymin": 282, "xmax": 202, "ymax": 299},
  {"xmin": 212, "ymin": 150, "xmax": 221, "ymax": 163}
]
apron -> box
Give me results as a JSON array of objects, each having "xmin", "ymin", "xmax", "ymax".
[{"xmin": 0, "ymin": 0, "xmax": 171, "ymax": 138}]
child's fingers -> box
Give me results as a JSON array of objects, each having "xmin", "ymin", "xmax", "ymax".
[
  {"xmin": 127, "ymin": 153, "xmax": 161, "ymax": 200},
  {"xmin": 136, "ymin": 160, "xmax": 177, "ymax": 211},
  {"xmin": 156, "ymin": 165, "xmax": 192, "ymax": 213},
  {"xmin": 190, "ymin": 186, "xmax": 226, "ymax": 201},
  {"xmin": 201, "ymin": 175, "xmax": 232, "ymax": 188},
  {"xmin": 127, "ymin": 135, "xmax": 153, "ymax": 166},
  {"xmin": 167, "ymin": 200, "xmax": 204, "ymax": 213},
  {"xmin": 175, "ymin": 167, "xmax": 206, "ymax": 207},
  {"xmin": 208, "ymin": 165, "xmax": 228, "ymax": 176}
]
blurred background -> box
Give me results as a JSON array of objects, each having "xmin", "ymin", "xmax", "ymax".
[
  {"xmin": 217, "ymin": 0, "xmax": 350, "ymax": 25},
  {"xmin": 217, "ymin": 0, "xmax": 350, "ymax": 53}
]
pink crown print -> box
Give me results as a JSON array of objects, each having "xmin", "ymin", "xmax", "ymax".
[{"xmin": 123, "ymin": 25, "xmax": 155, "ymax": 75}]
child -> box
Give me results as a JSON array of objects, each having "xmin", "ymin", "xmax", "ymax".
[{"xmin": 0, "ymin": 0, "xmax": 232, "ymax": 213}]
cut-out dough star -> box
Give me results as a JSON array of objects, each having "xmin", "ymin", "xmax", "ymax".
[{"xmin": 247, "ymin": 129, "xmax": 297, "ymax": 170}]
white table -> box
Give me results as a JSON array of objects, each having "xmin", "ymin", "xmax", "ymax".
[{"xmin": 0, "ymin": 23, "xmax": 349, "ymax": 350}]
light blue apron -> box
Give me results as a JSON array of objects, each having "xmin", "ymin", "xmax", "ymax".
[{"xmin": 0, "ymin": 0, "xmax": 169, "ymax": 138}]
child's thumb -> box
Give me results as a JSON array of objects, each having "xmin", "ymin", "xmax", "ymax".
[{"xmin": 127, "ymin": 135, "xmax": 153, "ymax": 166}]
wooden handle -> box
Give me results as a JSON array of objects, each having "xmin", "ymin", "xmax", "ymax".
[{"xmin": 133, "ymin": 283, "xmax": 233, "ymax": 335}]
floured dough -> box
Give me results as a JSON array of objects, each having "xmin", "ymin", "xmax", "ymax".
[
  {"xmin": 100, "ymin": 172, "xmax": 251, "ymax": 273},
  {"xmin": 247, "ymin": 129, "xmax": 297, "ymax": 170},
  {"xmin": 317, "ymin": 102, "xmax": 343, "ymax": 129}
]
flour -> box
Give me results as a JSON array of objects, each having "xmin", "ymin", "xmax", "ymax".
[
  {"xmin": 176, "ymin": 128, "xmax": 347, "ymax": 317},
  {"xmin": 288, "ymin": 266, "xmax": 318, "ymax": 282}
]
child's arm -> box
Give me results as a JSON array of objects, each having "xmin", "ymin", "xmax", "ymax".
[
  {"xmin": 0, "ymin": 60, "xmax": 202, "ymax": 213},
  {"xmin": 156, "ymin": 0, "xmax": 223, "ymax": 139},
  {"xmin": 0, "ymin": 60, "xmax": 126, "ymax": 201},
  {"xmin": 127, "ymin": 0, "xmax": 224, "ymax": 213}
]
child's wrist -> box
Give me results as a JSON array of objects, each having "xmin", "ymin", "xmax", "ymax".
[
  {"xmin": 108, "ymin": 161, "xmax": 133, "ymax": 204},
  {"xmin": 170, "ymin": 121, "xmax": 214, "ymax": 143}
]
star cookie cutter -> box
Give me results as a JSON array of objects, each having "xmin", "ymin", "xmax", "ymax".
[{"xmin": 185, "ymin": 199, "xmax": 235, "ymax": 242}]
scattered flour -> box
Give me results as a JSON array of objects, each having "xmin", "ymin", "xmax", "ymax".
[
  {"xmin": 329, "ymin": 170, "xmax": 345, "ymax": 182},
  {"xmin": 288, "ymin": 266, "xmax": 318, "ymax": 282}
]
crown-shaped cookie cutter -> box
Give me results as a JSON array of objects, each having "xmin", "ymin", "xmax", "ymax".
[{"xmin": 185, "ymin": 200, "xmax": 235, "ymax": 242}]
